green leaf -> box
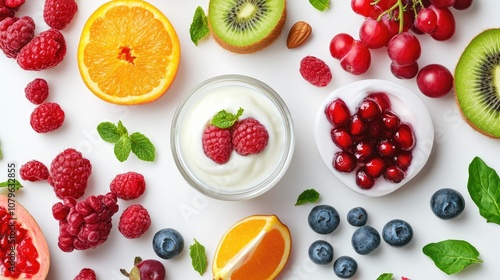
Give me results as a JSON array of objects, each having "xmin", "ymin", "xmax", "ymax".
[
  {"xmin": 309, "ymin": 0, "xmax": 330, "ymax": 11},
  {"xmin": 117, "ymin": 120, "xmax": 128, "ymax": 136},
  {"xmin": 211, "ymin": 108, "xmax": 244, "ymax": 129},
  {"xmin": 190, "ymin": 6, "xmax": 210, "ymax": 46},
  {"xmin": 467, "ymin": 156, "xmax": 500, "ymax": 224},
  {"xmin": 422, "ymin": 239, "xmax": 482, "ymax": 275},
  {"xmin": 295, "ymin": 189, "xmax": 320, "ymax": 205},
  {"xmin": 0, "ymin": 179, "xmax": 23, "ymax": 190},
  {"xmin": 97, "ymin": 121, "xmax": 121, "ymax": 143},
  {"xmin": 114, "ymin": 136, "xmax": 132, "ymax": 162},
  {"xmin": 130, "ymin": 132, "xmax": 156, "ymax": 162},
  {"xmin": 190, "ymin": 238, "xmax": 207, "ymax": 276},
  {"xmin": 376, "ymin": 273, "xmax": 393, "ymax": 280}
]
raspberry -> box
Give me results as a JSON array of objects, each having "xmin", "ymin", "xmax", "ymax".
[
  {"xmin": 109, "ymin": 171, "xmax": 146, "ymax": 201},
  {"xmin": 202, "ymin": 125, "xmax": 233, "ymax": 164},
  {"xmin": 19, "ymin": 160, "xmax": 49, "ymax": 182},
  {"xmin": 0, "ymin": 16, "xmax": 35, "ymax": 58},
  {"xmin": 25, "ymin": 78, "xmax": 49, "ymax": 104},
  {"xmin": 30, "ymin": 102, "xmax": 65, "ymax": 133},
  {"xmin": 0, "ymin": 1, "xmax": 16, "ymax": 21},
  {"xmin": 118, "ymin": 204, "xmax": 151, "ymax": 239},
  {"xmin": 48, "ymin": 148, "xmax": 92, "ymax": 199},
  {"xmin": 52, "ymin": 192, "xmax": 119, "ymax": 252},
  {"xmin": 43, "ymin": 0, "xmax": 78, "ymax": 30},
  {"xmin": 232, "ymin": 118, "xmax": 269, "ymax": 156},
  {"xmin": 5, "ymin": 0, "xmax": 24, "ymax": 8},
  {"xmin": 299, "ymin": 55, "xmax": 332, "ymax": 87},
  {"xmin": 74, "ymin": 268, "xmax": 96, "ymax": 280},
  {"xmin": 16, "ymin": 28, "xmax": 66, "ymax": 71}
]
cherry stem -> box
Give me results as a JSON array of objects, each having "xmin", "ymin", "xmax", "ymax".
[{"xmin": 376, "ymin": 0, "xmax": 408, "ymax": 34}]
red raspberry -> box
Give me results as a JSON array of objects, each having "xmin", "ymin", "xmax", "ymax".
[
  {"xmin": 0, "ymin": 16, "xmax": 35, "ymax": 58},
  {"xmin": 48, "ymin": 148, "xmax": 92, "ymax": 199},
  {"xmin": 5, "ymin": 0, "xmax": 24, "ymax": 8},
  {"xmin": 16, "ymin": 28, "xmax": 66, "ymax": 70},
  {"xmin": 30, "ymin": 102, "xmax": 65, "ymax": 133},
  {"xmin": 52, "ymin": 192, "xmax": 119, "ymax": 252},
  {"xmin": 25, "ymin": 78, "xmax": 49, "ymax": 104},
  {"xmin": 43, "ymin": 0, "xmax": 78, "ymax": 30},
  {"xmin": 74, "ymin": 268, "xmax": 96, "ymax": 280},
  {"xmin": 232, "ymin": 118, "xmax": 269, "ymax": 156},
  {"xmin": 19, "ymin": 160, "xmax": 49, "ymax": 182},
  {"xmin": 299, "ymin": 55, "xmax": 332, "ymax": 87},
  {"xmin": 202, "ymin": 125, "xmax": 232, "ymax": 164},
  {"xmin": 118, "ymin": 204, "xmax": 151, "ymax": 239},
  {"xmin": 0, "ymin": 1, "xmax": 16, "ymax": 21},
  {"xmin": 109, "ymin": 171, "xmax": 146, "ymax": 200}
]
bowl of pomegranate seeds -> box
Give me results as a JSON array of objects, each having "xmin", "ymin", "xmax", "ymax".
[{"xmin": 314, "ymin": 79, "xmax": 434, "ymax": 197}]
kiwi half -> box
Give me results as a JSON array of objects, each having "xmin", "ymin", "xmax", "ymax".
[
  {"xmin": 208, "ymin": 0, "xmax": 286, "ymax": 54},
  {"xmin": 455, "ymin": 28, "xmax": 500, "ymax": 138}
]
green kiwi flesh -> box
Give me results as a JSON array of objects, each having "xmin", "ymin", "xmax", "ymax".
[
  {"xmin": 208, "ymin": 0, "xmax": 286, "ymax": 54},
  {"xmin": 455, "ymin": 28, "xmax": 500, "ymax": 138}
]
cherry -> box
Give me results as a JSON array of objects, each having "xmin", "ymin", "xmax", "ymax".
[
  {"xmin": 356, "ymin": 167, "xmax": 375, "ymax": 189},
  {"xmin": 365, "ymin": 157, "xmax": 387, "ymax": 178},
  {"xmin": 359, "ymin": 18, "xmax": 391, "ymax": 49},
  {"xmin": 394, "ymin": 123, "xmax": 416, "ymax": 151},
  {"xmin": 351, "ymin": 0, "xmax": 382, "ymax": 18},
  {"xmin": 415, "ymin": 8, "xmax": 438, "ymax": 34},
  {"xmin": 416, "ymin": 64, "xmax": 453, "ymax": 98},
  {"xmin": 429, "ymin": 5, "xmax": 456, "ymax": 41},
  {"xmin": 329, "ymin": 33, "xmax": 354, "ymax": 60},
  {"xmin": 331, "ymin": 128, "xmax": 354, "ymax": 150},
  {"xmin": 121, "ymin": 257, "xmax": 166, "ymax": 280},
  {"xmin": 333, "ymin": 151, "xmax": 357, "ymax": 173},
  {"xmin": 325, "ymin": 98, "xmax": 351, "ymax": 128},
  {"xmin": 387, "ymin": 33, "xmax": 421, "ymax": 67},
  {"xmin": 390, "ymin": 61, "xmax": 419, "ymax": 79},
  {"xmin": 340, "ymin": 40, "xmax": 371, "ymax": 75}
]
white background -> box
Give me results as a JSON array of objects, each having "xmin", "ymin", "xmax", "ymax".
[{"xmin": 1, "ymin": 0, "xmax": 500, "ymax": 279}]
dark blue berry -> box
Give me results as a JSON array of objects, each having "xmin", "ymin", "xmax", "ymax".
[
  {"xmin": 351, "ymin": 225, "xmax": 380, "ymax": 255},
  {"xmin": 346, "ymin": 207, "xmax": 368, "ymax": 226},
  {"xmin": 333, "ymin": 256, "xmax": 357, "ymax": 278},
  {"xmin": 152, "ymin": 228, "xmax": 184, "ymax": 259},
  {"xmin": 308, "ymin": 204, "xmax": 340, "ymax": 234},
  {"xmin": 308, "ymin": 240, "xmax": 334, "ymax": 265},
  {"xmin": 382, "ymin": 219, "xmax": 413, "ymax": 247},
  {"xmin": 430, "ymin": 188, "xmax": 465, "ymax": 219}
]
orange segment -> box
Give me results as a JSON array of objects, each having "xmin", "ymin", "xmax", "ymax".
[
  {"xmin": 213, "ymin": 215, "xmax": 292, "ymax": 280},
  {"xmin": 77, "ymin": 0, "xmax": 180, "ymax": 105}
]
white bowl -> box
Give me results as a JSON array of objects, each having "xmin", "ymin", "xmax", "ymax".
[{"xmin": 314, "ymin": 79, "xmax": 434, "ymax": 197}]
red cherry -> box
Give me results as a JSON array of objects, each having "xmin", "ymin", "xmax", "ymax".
[
  {"xmin": 329, "ymin": 33, "xmax": 354, "ymax": 60},
  {"xmin": 340, "ymin": 40, "xmax": 371, "ymax": 75}
]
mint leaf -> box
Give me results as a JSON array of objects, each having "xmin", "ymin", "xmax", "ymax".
[
  {"xmin": 467, "ymin": 156, "xmax": 500, "ymax": 224},
  {"xmin": 114, "ymin": 136, "xmax": 132, "ymax": 162},
  {"xmin": 309, "ymin": 0, "xmax": 330, "ymax": 11},
  {"xmin": 117, "ymin": 120, "xmax": 128, "ymax": 136},
  {"xmin": 190, "ymin": 6, "xmax": 209, "ymax": 46},
  {"xmin": 130, "ymin": 132, "xmax": 156, "ymax": 162},
  {"xmin": 422, "ymin": 239, "xmax": 482, "ymax": 275},
  {"xmin": 97, "ymin": 122, "xmax": 121, "ymax": 143},
  {"xmin": 0, "ymin": 179, "xmax": 23, "ymax": 190},
  {"xmin": 211, "ymin": 108, "xmax": 244, "ymax": 129},
  {"xmin": 295, "ymin": 189, "xmax": 320, "ymax": 205},
  {"xmin": 376, "ymin": 273, "xmax": 393, "ymax": 280},
  {"xmin": 190, "ymin": 239, "xmax": 207, "ymax": 276}
]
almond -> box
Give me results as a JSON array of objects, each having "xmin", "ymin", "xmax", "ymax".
[{"xmin": 286, "ymin": 21, "xmax": 312, "ymax": 49}]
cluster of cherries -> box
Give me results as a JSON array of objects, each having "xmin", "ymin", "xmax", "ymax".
[
  {"xmin": 329, "ymin": 0, "xmax": 472, "ymax": 98},
  {"xmin": 325, "ymin": 92, "xmax": 416, "ymax": 190}
]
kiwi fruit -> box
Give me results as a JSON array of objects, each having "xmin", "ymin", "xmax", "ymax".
[
  {"xmin": 455, "ymin": 28, "xmax": 500, "ymax": 138},
  {"xmin": 208, "ymin": 0, "xmax": 286, "ymax": 54}
]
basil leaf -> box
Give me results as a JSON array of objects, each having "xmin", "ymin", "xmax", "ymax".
[
  {"xmin": 211, "ymin": 108, "xmax": 244, "ymax": 129},
  {"xmin": 97, "ymin": 121, "xmax": 121, "ymax": 143},
  {"xmin": 309, "ymin": 0, "xmax": 330, "ymax": 11},
  {"xmin": 114, "ymin": 136, "xmax": 132, "ymax": 162},
  {"xmin": 190, "ymin": 239, "xmax": 207, "ymax": 276},
  {"xmin": 376, "ymin": 273, "xmax": 393, "ymax": 280},
  {"xmin": 190, "ymin": 6, "xmax": 210, "ymax": 46},
  {"xmin": 467, "ymin": 156, "xmax": 500, "ymax": 224},
  {"xmin": 422, "ymin": 239, "xmax": 482, "ymax": 275},
  {"xmin": 295, "ymin": 189, "xmax": 320, "ymax": 205},
  {"xmin": 130, "ymin": 132, "xmax": 156, "ymax": 162}
]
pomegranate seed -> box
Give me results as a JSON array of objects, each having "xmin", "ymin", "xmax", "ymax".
[
  {"xmin": 365, "ymin": 157, "xmax": 387, "ymax": 178},
  {"xmin": 333, "ymin": 151, "xmax": 357, "ymax": 173},
  {"xmin": 356, "ymin": 168, "xmax": 375, "ymax": 189},
  {"xmin": 381, "ymin": 111, "xmax": 401, "ymax": 130},
  {"xmin": 350, "ymin": 114, "xmax": 368, "ymax": 138},
  {"xmin": 377, "ymin": 139, "xmax": 399, "ymax": 157},
  {"xmin": 331, "ymin": 128, "xmax": 354, "ymax": 150},
  {"xmin": 354, "ymin": 141, "xmax": 375, "ymax": 161},
  {"xmin": 394, "ymin": 123, "xmax": 415, "ymax": 151},
  {"xmin": 395, "ymin": 151, "xmax": 413, "ymax": 171},
  {"xmin": 325, "ymin": 98, "xmax": 351, "ymax": 128},
  {"xmin": 384, "ymin": 165, "xmax": 405, "ymax": 183},
  {"xmin": 366, "ymin": 92, "xmax": 391, "ymax": 112},
  {"xmin": 357, "ymin": 99, "xmax": 382, "ymax": 121}
]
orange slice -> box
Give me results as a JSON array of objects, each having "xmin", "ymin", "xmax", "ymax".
[
  {"xmin": 213, "ymin": 214, "xmax": 292, "ymax": 280},
  {"xmin": 77, "ymin": 0, "xmax": 180, "ymax": 105}
]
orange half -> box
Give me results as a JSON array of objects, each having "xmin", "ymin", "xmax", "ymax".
[
  {"xmin": 213, "ymin": 215, "xmax": 292, "ymax": 280},
  {"xmin": 77, "ymin": 0, "xmax": 181, "ymax": 105}
]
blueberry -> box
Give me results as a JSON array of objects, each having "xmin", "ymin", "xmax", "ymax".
[
  {"xmin": 333, "ymin": 256, "xmax": 357, "ymax": 278},
  {"xmin": 351, "ymin": 225, "xmax": 380, "ymax": 255},
  {"xmin": 308, "ymin": 204, "xmax": 340, "ymax": 234},
  {"xmin": 308, "ymin": 240, "xmax": 334, "ymax": 265},
  {"xmin": 346, "ymin": 207, "xmax": 368, "ymax": 226},
  {"xmin": 382, "ymin": 219, "xmax": 413, "ymax": 247},
  {"xmin": 152, "ymin": 228, "xmax": 184, "ymax": 259},
  {"xmin": 430, "ymin": 188, "xmax": 465, "ymax": 219}
]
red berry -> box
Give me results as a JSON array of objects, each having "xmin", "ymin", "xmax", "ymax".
[
  {"xmin": 453, "ymin": 0, "xmax": 472, "ymax": 10},
  {"xmin": 430, "ymin": 0, "xmax": 456, "ymax": 8},
  {"xmin": 416, "ymin": 64, "xmax": 453, "ymax": 98},
  {"xmin": 30, "ymin": 102, "xmax": 65, "ymax": 133},
  {"xmin": 299, "ymin": 55, "xmax": 332, "ymax": 87},
  {"xmin": 329, "ymin": 33, "xmax": 354, "ymax": 60},
  {"xmin": 390, "ymin": 61, "xmax": 419, "ymax": 79},
  {"xmin": 366, "ymin": 92, "xmax": 391, "ymax": 112},
  {"xmin": 381, "ymin": 111, "xmax": 401, "ymax": 131},
  {"xmin": 232, "ymin": 117, "xmax": 269, "ymax": 156},
  {"xmin": 331, "ymin": 128, "xmax": 354, "ymax": 150},
  {"xmin": 48, "ymin": 148, "xmax": 92, "ymax": 199},
  {"xmin": 333, "ymin": 151, "xmax": 357, "ymax": 173},
  {"xmin": 25, "ymin": 78, "xmax": 49, "ymax": 105},
  {"xmin": 354, "ymin": 141, "xmax": 375, "ymax": 161},
  {"xmin": 394, "ymin": 123, "xmax": 416, "ymax": 151},
  {"xmin": 74, "ymin": 268, "xmax": 96, "ymax": 280},
  {"xmin": 377, "ymin": 139, "xmax": 399, "ymax": 157},
  {"xmin": 384, "ymin": 165, "xmax": 405, "ymax": 183},
  {"xmin": 359, "ymin": 17, "xmax": 391, "ymax": 49},
  {"xmin": 415, "ymin": 8, "xmax": 438, "ymax": 34},
  {"xmin": 428, "ymin": 5, "xmax": 455, "ymax": 41},
  {"xmin": 350, "ymin": 114, "xmax": 368, "ymax": 138},
  {"xmin": 43, "ymin": 0, "xmax": 78, "ymax": 30},
  {"xmin": 5, "ymin": 0, "xmax": 25, "ymax": 9},
  {"xmin": 387, "ymin": 33, "xmax": 421, "ymax": 67},
  {"xmin": 0, "ymin": 16, "xmax": 35, "ymax": 58},
  {"xmin": 340, "ymin": 40, "xmax": 371, "ymax": 75},
  {"xmin": 395, "ymin": 151, "xmax": 413, "ymax": 171},
  {"xmin": 357, "ymin": 99, "xmax": 381, "ymax": 121},
  {"xmin": 19, "ymin": 160, "xmax": 49, "ymax": 182},
  {"xmin": 325, "ymin": 98, "xmax": 351, "ymax": 128},
  {"xmin": 365, "ymin": 157, "xmax": 387, "ymax": 178},
  {"xmin": 118, "ymin": 204, "xmax": 151, "ymax": 239},
  {"xmin": 110, "ymin": 171, "xmax": 146, "ymax": 200},
  {"xmin": 356, "ymin": 167, "xmax": 375, "ymax": 189},
  {"xmin": 17, "ymin": 28, "xmax": 66, "ymax": 71},
  {"xmin": 202, "ymin": 125, "xmax": 232, "ymax": 164}
]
